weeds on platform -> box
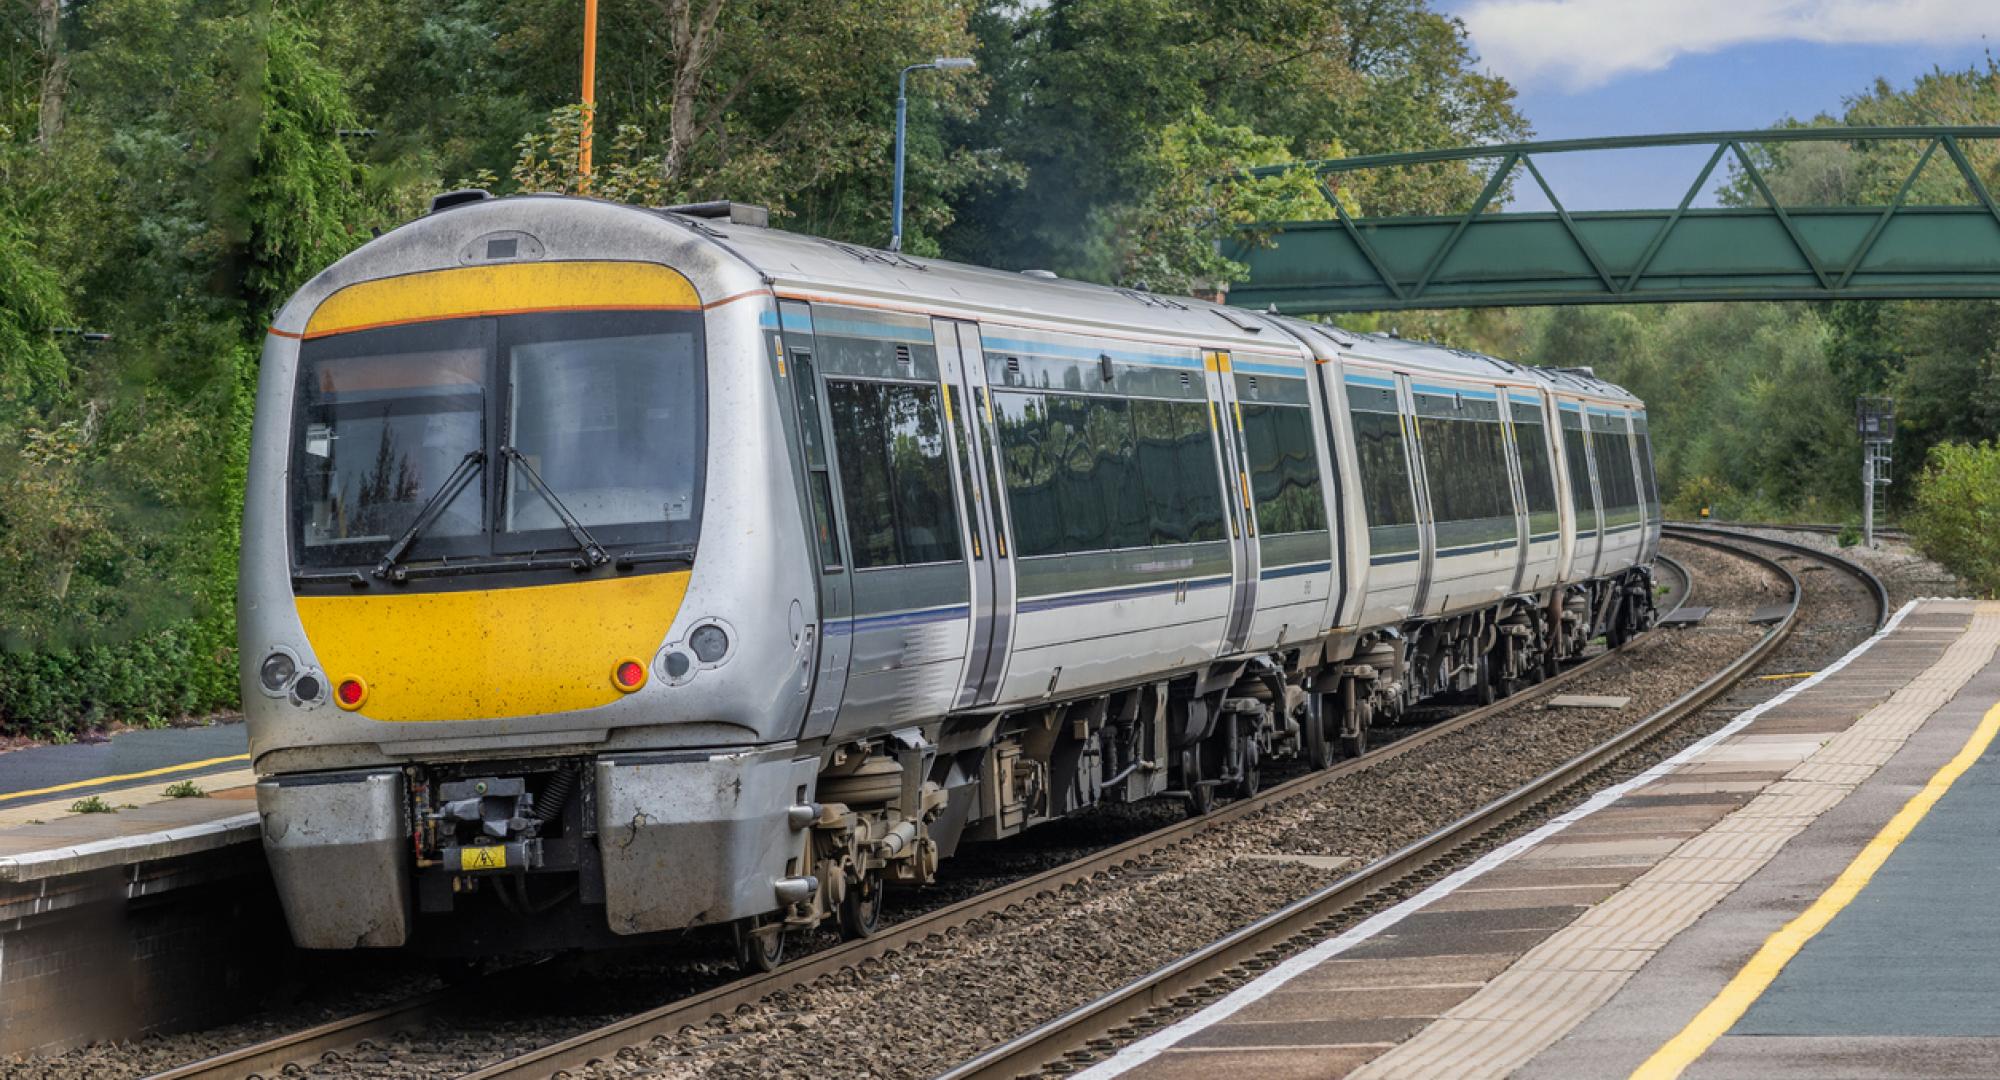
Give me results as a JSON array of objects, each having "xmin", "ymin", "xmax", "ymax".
[
  {"xmin": 163, "ymin": 780, "xmax": 207, "ymax": 798},
  {"xmin": 69, "ymin": 796, "xmax": 113, "ymax": 814}
]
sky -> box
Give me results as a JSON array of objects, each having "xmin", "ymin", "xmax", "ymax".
[{"xmin": 1432, "ymin": 0, "xmax": 2000, "ymax": 211}]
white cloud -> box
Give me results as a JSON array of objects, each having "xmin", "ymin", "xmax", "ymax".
[{"xmin": 1457, "ymin": 0, "xmax": 2000, "ymax": 90}]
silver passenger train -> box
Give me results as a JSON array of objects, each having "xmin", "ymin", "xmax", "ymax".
[{"xmin": 240, "ymin": 193, "xmax": 1660, "ymax": 963}]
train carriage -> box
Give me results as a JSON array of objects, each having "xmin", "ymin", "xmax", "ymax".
[{"xmin": 241, "ymin": 194, "xmax": 1659, "ymax": 961}]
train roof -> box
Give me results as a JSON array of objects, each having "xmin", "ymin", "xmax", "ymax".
[
  {"xmin": 364, "ymin": 195, "xmax": 1640, "ymax": 407},
  {"xmin": 662, "ymin": 203, "xmax": 1643, "ymax": 408}
]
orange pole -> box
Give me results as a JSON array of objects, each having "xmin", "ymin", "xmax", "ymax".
[{"xmin": 580, "ymin": 0, "xmax": 598, "ymax": 188}]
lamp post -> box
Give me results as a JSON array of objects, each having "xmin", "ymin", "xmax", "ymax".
[
  {"xmin": 580, "ymin": 0, "xmax": 598, "ymax": 189},
  {"xmin": 891, "ymin": 57, "xmax": 974, "ymax": 253}
]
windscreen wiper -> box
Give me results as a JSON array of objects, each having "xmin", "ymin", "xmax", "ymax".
[
  {"xmin": 502, "ymin": 445, "xmax": 610, "ymax": 568},
  {"xmin": 375, "ymin": 448, "xmax": 484, "ymax": 581}
]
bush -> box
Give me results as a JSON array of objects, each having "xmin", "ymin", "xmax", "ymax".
[
  {"xmin": 1837, "ymin": 523, "xmax": 1862, "ymax": 548},
  {"xmin": 0, "ymin": 616, "xmax": 237, "ymax": 740},
  {"xmin": 1907, "ymin": 440, "xmax": 2000, "ymax": 596}
]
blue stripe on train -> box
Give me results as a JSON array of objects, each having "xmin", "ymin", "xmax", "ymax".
[
  {"xmin": 1260, "ymin": 560, "xmax": 1331, "ymax": 581},
  {"xmin": 1015, "ymin": 573, "xmax": 1231, "ymax": 614}
]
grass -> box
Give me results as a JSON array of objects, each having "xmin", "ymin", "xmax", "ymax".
[
  {"xmin": 163, "ymin": 779, "xmax": 207, "ymax": 798},
  {"xmin": 69, "ymin": 795, "xmax": 114, "ymax": 814}
]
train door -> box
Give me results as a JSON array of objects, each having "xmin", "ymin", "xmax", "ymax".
[
  {"xmin": 778, "ymin": 301, "xmax": 853, "ymax": 739},
  {"xmin": 1401, "ymin": 373, "xmax": 1439, "ymax": 613},
  {"xmin": 1498, "ymin": 384, "xmax": 1531, "ymax": 594},
  {"xmin": 1581, "ymin": 415, "xmax": 1607, "ymax": 580},
  {"xmin": 933, "ymin": 319, "xmax": 1014, "ymax": 708},
  {"xmin": 1558, "ymin": 401, "xmax": 1603, "ymax": 583},
  {"xmin": 1207, "ymin": 351, "xmax": 1259, "ymax": 654}
]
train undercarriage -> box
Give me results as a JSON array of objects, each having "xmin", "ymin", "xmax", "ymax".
[{"xmin": 399, "ymin": 567, "xmax": 1657, "ymax": 968}]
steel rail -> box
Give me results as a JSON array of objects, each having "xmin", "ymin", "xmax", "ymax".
[
  {"xmin": 1664, "ymin": 520, "xmax": 1912, "ymax": 544},
  {"xmin": 1664, "ymin": 523, "xmax": 1889, "ymax": 631},
  {"xmin": 144, "ymin": 990, "xmax": 452, "ymax": 1080},
  {"xmin": 935, "ymin": 541, "xmax": 1797, "ymax": 1080},
  {"xmin": 151, "ymin": 559, "xmax": 1698, "ymax": 1080}
]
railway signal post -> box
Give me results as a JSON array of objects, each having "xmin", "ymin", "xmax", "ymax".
[{"xmin": 1857, "ymin": 396, "xmax": 1894, "ymax": 549}]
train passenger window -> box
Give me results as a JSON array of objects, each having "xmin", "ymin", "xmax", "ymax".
[
  {"xmin": 1597, "ymin": 426, "xmax": 1642, "ymax": 526},
  {"xmin": 1416, "ymin": 413, "xmax": 1515, "ymax": 546},
  {"xmin": 1345, "ymin": 408, "xmax": 1418, "ymax": 551},
  {"xmin": 1511, "ymin": 405, "xmax": 1559, "ymax": 537},
  {"xmin": 1238, "ymin": 403, "xmax": 1325, "ymax": 535},
  {"xmin": 1560, "ymin": 410, "xmax": 1595, "ymax": 520},
  {"xmin": 823, "ymin": 380, "xmax": 963, "ymax": 568},
  {"xmin": 1133, "ymin": 399, "xmax": 1227, "ymax": 546},
  {"xmin": 994, "ymin": 391, "xmax": 1224, "ymax": 556}
]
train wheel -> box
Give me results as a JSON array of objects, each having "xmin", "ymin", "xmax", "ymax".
[
  {"xmin": 837, "ymin": 871, "xmax": 883, "ymax": 940},
  {"xmin": 735, "ymin": 916, "xmax": 786, "ymax": 973},
  {"xmin": 1236, "ymin": 738, "xmax": 1261, "ymax": 799},
  {"xmin": 1303, "ymin": 694, "xmax": 1334, "ymax": 771},
  {"xmin": 1182, "ymin": 748, "xmax": 1214, "ymax": 817},
  {"xmin": 1340, "ymin": 702, "xmax": 1372, "ymax": 759}
]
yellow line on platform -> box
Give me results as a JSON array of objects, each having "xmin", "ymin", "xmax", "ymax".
[
  {"xmin": 0, "ymin": 754, "xmax": 251, "ymax": 802},
  {"xmin": 1632, "ymin": 698, "xmax": 2000, "ymax": 1080},
  {"xmin": 1755, "ymin": 671, "xmax": 1817, "ymax": 681}
]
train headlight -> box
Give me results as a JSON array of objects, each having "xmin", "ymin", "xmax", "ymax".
[
  {"xmin": 690, "ymin": 624, "xmax": 730, "ymax": 664},
  {"xmin": 613, "ymin": 658, "xmax": 648, "ymax": 692},
  {"xmin": 663, "ymin": 651, "xmax": 693, "ymax": 681},
  {"xmin": 258, "ymin": 652, "xmax": 297, "ymax": 694}
]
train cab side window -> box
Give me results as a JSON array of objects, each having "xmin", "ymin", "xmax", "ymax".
[
  {"xmin": 1238, "ymin": 403, "xmax": 1325, "ymax": 535},
  {"xmin": 788, "ymin": 351, "xmax": 843, "ymax": 571},
  {"xmin": 824, "ymin": 380, "xmax": 963, "ymax": 568}
]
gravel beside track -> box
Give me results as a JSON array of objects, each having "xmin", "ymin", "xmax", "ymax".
[
  {"xmin": 1707, "ymin": 525, "xmax": 1968, "ymax": 610},
  {"xmin": 2, "ymin": 538, "xmax": 1833, "ymax": 1080}
]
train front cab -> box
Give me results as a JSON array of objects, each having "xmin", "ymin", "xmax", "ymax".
[{"xmin": 243, "ymin": 199, "xmax": 828, "ymax": 951}]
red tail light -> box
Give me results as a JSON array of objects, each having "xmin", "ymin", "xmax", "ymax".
[
  {"xmin": 335, "ymin": 677, "xmax": 368, "ymax": 710},
  {"xmin": 613, "ymin": 659, "xmax": 647, "ymax": 692}
]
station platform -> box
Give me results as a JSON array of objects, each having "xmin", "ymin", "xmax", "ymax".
[
  {"xmin": 1081, "ymin": 597, "xmax": 2000, "ymax": 1080},
  {"xmin": 0, "ymin": 720, "xmax": 272, "ymax": 1056}
]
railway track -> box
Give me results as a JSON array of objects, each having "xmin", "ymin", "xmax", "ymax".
[
  {"xmin": 1670, "ymin": 517, "xmax": 1909, "ymax": 544},
  {"xmin": 149, "ymin": 558, "xmax": 1698, "ymax": 1080},
  {"xmin": 936, "ymin": 530, "xmax": 1885, "ymax": 1080}
]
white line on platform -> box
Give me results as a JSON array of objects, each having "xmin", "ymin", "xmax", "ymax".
[{"xmin": 1075, "ymin": 598, "xmax": 1933, "ymax": 1079}]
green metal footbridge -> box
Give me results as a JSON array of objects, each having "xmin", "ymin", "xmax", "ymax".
[{"xmin": 1228, "ymin": 127, "xmax": 2000, "ymax": 313}]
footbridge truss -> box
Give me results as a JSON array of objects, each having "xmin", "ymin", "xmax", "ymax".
[{"xmin": 1227, "ymin": 127, "xmax": 2000, "ymax": 313}]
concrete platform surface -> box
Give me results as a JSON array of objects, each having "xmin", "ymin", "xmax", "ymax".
[
  {"xmin": 1077, "ymin": 598, "xmax": 2000, "ymax": 1080},
  {"xmin": 0, "ymin": 720, "xmax": 248, "ymax": 809}
]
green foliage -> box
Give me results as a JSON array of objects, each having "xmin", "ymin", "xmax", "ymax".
[
  {"xmin": 1907, "ymin": 441, "xmax": 2000, "ymax": 597},
  {"xmin": 1110, "ymin": 109, "xmax": 1341, "ymax": 294},
  {"xmin": 1837, "ymin": 523, "xmax": 1861, "ymax": 548},
  {"xmin": 946, "ymin": 0, "xmax": 1526, "ymax": 279},
  {"xmin": 69, "ymin": 796, "xmax": 113, "ymax": 814},
  {"xmin": 163, "ymin": 779, "xmax": 208, "ymax": 798}
]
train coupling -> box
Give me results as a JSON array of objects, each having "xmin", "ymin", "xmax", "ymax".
[{"xmin": 429, "ymin": 777, "xmax": 546, "ymax": 873}]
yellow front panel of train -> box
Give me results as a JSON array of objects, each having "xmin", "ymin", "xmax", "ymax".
[
  {"xmin": 294, "ymin": 572, "xmax": 688, "ymax": 722},
  {"xmin": 304, "ymin": 261, "xmax": 700, "ymax": 337}
]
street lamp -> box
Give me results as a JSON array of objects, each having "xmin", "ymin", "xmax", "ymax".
[{"xmin": 891, "ymin": 57, "xmax": 975, "ymax": 253}]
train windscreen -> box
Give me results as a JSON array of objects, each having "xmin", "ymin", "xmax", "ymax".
[{"xmin": 291, "ymin": 310, "xmax": 705, "ymax": 574}]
